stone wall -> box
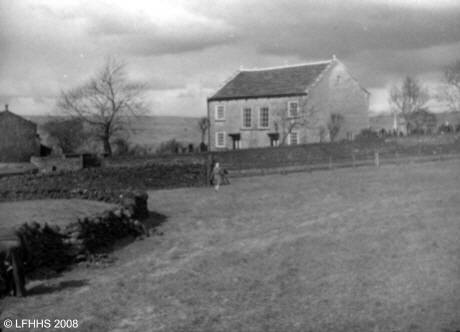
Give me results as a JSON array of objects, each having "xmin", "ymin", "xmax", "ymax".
[
  {"xmin": 19, "ymin": 190, "xmax": 149, "ymax": 274},
  {"xmin": 0, "ymin": 162, "xmax": 207, "ymax": 202},
  {"xmin": 0, "ymin": 110, "xmax": 40, "ymax": 162},
  {"xmin": 30, "ymin": 155, "xmax": 83, "ymax": 173},
  {"xmin": 323, "ymin": 62, "xmax": 370, "ymax": 140}
]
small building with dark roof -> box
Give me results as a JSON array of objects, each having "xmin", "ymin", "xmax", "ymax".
[
  {"xmin": 0, "ymin": 105, "xmax": 41, "ymax": 162},
  {"xmin": 207, "ymin": 57, "xmax": 370, "ymax": 150}
]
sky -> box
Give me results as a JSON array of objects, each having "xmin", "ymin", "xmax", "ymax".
[{"xmin": 1, "ymin": 0, "xmax": 460, "ymax": 117}]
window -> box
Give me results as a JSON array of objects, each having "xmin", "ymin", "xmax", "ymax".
[
  {"xmin": 216, "ymin": 132, "xmax": 226, "ymax": 148},
  {"xmin": 215, "ymin": 105, "xmax": 225, "ymax": 120},
  {"xmin": 288, "ymin": 101, "xmax": 299, "ymax": 118},
  {"xmin": 288, "ymin": 131, "xmax": 299, "ymax": 145},
  {"xmin": 242, "ymin": 108, "xmax": 252, "ymax": 129},
  {"xmin": 259, "ymin": 107, "xmax": 269, "ymax": 128}
]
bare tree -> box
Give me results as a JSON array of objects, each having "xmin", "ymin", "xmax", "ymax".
[
  {"xmin": 276, "ymin": 99, "xmax": 319, "ymax": 145},
  {"xmin": 437, "ymin": 59, "xmax": 460, "ymax": 122},
  {"xmin": 197, "ymin": 117, "xmax": 210, "ymax": 144},
  {"xmin": 389, "ymin": 76, "xmax": 430, "ymax": 133},
  {"xmin": 43, "ymin": 117, "xmax": 87, "ymax": 154},
  {"xmin": 327, "ymin": 113, "xmax": 345, "ymax": 142},
  {"xmin": 57, "ymin": 57, "xmax": 149, "ymax": 157}
]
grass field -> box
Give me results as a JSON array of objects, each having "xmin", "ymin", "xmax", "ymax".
[{"xmin": 1, "ymin": 160, "xmax": 460, "ymax": 332}]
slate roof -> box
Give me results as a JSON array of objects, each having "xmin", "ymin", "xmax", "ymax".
[
  {"xmin": 208, "ymin": 61, "xmax": 332, "ymax": 101},
  {"xmin": 0, "ymin": 109, "xmax": 37, "ymax": 128}
]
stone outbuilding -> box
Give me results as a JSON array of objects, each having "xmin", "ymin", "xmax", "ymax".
[
  {"xmin": 207, "ymin": 56, "xmax": 370, "ymax": 150},
  {"xmin": 0, "ymin": 105, "xmax": 41, "ymax": 162}
]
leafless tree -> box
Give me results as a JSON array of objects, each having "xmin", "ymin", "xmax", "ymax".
[
  {"xmin": 197, "ymin": 116, "xmax": 210, "ymax": 144},
  {"xmin": 276, "ymin": 99, "xmax": 319, "ymax": 145},
  {"xmin": 43, "ymin": 117, "xmax": 87, "ymax": 154},
  {"xmin": 389, "ymin": 76, "xmax": 430, "ymax": 133},
  {"xmin": 327, "ymin": 113, "xmax": 345, "ymax": 142},
  {"xmin": 437, "ymin": 59, "xmax": 460, "ymax": 122},
  {"xmin": 57, "ymin": 57, "xmax": 149, "ymax": 157}
]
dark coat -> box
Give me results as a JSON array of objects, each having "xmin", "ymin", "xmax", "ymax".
[{"xmin": 0, "ymin": 227, "xmax": 31, "ymax": 297}]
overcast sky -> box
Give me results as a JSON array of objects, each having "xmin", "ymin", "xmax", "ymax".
[{"xmin": 1, "ymin": 0, "xmax": 460, "ymax": 117}]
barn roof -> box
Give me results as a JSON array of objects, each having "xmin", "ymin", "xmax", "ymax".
[
  {"xmin": 0, "ymin": 106, "xmax": 37, "ymax": 128},
  {"xmin": 208, "ymin": 60, "xmax": 333, "ymax": 101}
]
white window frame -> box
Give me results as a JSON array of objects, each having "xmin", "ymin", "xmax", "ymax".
[
  {"xmin": 241, "ymin": 107, "xmax": 252, "ymax": 129},
  {"xmin": 288, "ymin": 101, "xmax": 299, "ymax": 118},
  {"xmin": 215, "ymin": 105, "xmax": 225, "ymax": 121},
  {"xmin": 215, "ymin": 132, "xmax": 226, "ymax": 148},
  {"xmin": 259, "ymin": 107, "xmax": 269, "ymax": 129},
  {"xmin": 288, "ymin": 131, "xmax": 299, "ymax": 145}
]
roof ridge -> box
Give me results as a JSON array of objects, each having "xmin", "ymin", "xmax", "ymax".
[
  {"xmin": 305, "ymin": 60, "xmax": 336, "ymax": 93},
  {"xmin": 242, "ymin": 60, "xmax": 332, "ymax": 72}
]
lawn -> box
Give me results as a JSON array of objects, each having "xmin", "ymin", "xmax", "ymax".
[{"xmin": 1, "ymin": 160, "xmax": 460, "ymax": 332}]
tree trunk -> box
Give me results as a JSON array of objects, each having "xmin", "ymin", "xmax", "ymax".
[{"xmin": 102, "ymin": 137, "xmax": 112, "ymax": 157}]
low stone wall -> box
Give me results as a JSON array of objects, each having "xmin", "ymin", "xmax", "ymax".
[
  {"xmin": 104, "ymin": 153, "xmax": 206, "ymax": 168},
  {"xmin": 0, "ymin": 163, "xmax": 207, "ymax": 202},
  {"xmin": 31, "ymin": 155, "xmax": 83, "ymax": 173},
  {"xmin": 20, "ymin": 190, "xmax": 149, "ymax": 274}
]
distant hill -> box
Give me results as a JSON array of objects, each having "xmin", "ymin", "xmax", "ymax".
[{"xmin": 25, "ymin": 115, "xmax": 203, "ymax": 152}]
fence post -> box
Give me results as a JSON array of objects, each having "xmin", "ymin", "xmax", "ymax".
[
  {"xmin": 329, "ymin": 156, "xmax": 332, "ymax": 170},
  {"xmin": 375, "ymin": 152, "xmax": 380, "ymax": 167},
  {"xmin": 352, "ymin": 154, "xmax": 355, "ymax": 168}
]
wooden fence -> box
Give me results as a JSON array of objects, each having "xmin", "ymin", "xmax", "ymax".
[{"xmin": 220, "ymin": 150, "xmax": 460, "ymax": 178}]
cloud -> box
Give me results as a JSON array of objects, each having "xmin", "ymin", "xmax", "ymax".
[
  {"xmin": 251, "ymin": 2, "xmax": 458, "ymax": 58},
  {"xmin": 1, "ymin": 0, "xmax": 460, "ymax": 117},
  {"xmin": 30, "ymin": 0, "xmax": 237, "ymax": 56}
]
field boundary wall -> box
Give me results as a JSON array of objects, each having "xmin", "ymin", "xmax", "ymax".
[
  {"xmin": 14, "ymin": 190, "xmax": 150, "ymax": 278},
  {"xmin": 0, "ymin": 163, "xmax": 207, "ymax": 202}
]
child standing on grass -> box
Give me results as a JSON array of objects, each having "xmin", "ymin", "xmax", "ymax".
[{"xmin": 211, "ymin": 162, "xmax": 223, "ymax": 191}]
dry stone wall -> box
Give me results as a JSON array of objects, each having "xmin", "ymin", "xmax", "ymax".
[
  {"xmin": 20, "ymin": 190, "xmax": 149, "ymax": 274},
  {"xmin": 0, "ymin": 162, "xmax": 203, "ymax": 277},
  {"xmin": 0, "ymin": 163, "xmax": 206, "ymax": 202}
]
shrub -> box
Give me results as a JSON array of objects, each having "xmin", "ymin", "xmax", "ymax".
[
  {"xmin": 355, "ymin": 128, "xmax": 380, "ymax": 141},
  {"xmin": 43, "ymin": 118, "xmax": 87, "ymax": 154},
  {"xmin": 156, "ymin": 138, "xmax": 182, "ymax": 155},
  {"xmin": 112, "ymin": 138, "xmax": 153, "ymax": 156},
  {"xmin": 112, "ymin": 137, "xmax": 131, "ymax": 156}
]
